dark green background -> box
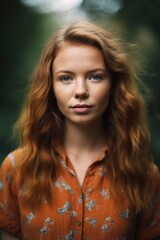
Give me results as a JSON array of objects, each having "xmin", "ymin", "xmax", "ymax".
[{"xmin": 1, "ymin": 0, "xmax": 160, "ymax": 166}]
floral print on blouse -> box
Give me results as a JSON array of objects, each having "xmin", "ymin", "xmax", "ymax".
[{"xmin": 0, "ymin": 148, "xmax": 160, "ymax": 240}]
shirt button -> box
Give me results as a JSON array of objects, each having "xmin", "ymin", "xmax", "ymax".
[{"xmin": 76, "ymin": 220, "xmax": 82, "ymax": 226}]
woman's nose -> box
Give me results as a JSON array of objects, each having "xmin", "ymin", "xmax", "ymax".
[{"xmin": 74, "ymin": 81, "xmax": 89, "ymax": 99}]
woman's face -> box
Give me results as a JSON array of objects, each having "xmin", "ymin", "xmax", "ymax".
[{"xmin": 53, "ymin": 42, "xmax": 111, "ymax": 126}]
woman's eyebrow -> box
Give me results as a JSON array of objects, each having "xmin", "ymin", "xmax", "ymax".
[
  {"xmin": 55, "ymin": 68, "xmax": 107, "ymax": 75},
  {"xmin": 55, "ymin": 70, "xmax": 74, "ymax": 75},
  {"xmin": 87, "ymin": 68, "xmax": 107, "ymax": 73}
]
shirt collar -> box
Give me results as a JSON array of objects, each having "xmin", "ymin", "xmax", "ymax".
[{"xmin": 55, "ymin": 144, "xmax": 108, "ymax": 164}]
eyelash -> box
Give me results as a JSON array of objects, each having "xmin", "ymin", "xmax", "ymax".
[
  {"xmin": 59, "ymin": 74, "xmax": 103, "ymax": 83},
  {"xmin": 89, "ymin": 74, "xmax": 103, "ymax": 81},
  {"xmin": 60, "ymin": 75, "xmax": 72, "ymax": 83}
]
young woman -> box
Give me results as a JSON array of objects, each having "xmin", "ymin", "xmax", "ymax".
[{"xmin": 0, "ymin": 21, "xmax": 160, "ymax": 240}]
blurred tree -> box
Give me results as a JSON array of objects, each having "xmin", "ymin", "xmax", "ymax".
[
  {"xmin": 116, "ymin": 0, "xmax": 160, "ymax": 165},
  {"xmin": 0, "ymin": 0, "xmax": 59, "ymax": 162}
]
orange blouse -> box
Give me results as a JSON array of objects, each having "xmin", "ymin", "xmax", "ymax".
[{"xmin": 0, "ymin": 148, "xmax": 160, "ymax": 240}]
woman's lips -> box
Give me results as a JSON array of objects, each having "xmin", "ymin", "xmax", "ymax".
[{"xmin": 71, "ymin": 104, "xmax": 93, "ymax": 113}]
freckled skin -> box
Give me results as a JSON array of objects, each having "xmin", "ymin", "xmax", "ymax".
[{"xmin": 53, "ymin": 43, "xmax": 111, "ymax": 126}]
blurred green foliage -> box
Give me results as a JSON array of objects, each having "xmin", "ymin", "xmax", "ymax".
[{"xmin": 0, "ymin": 0, "xmax": 160, "ymax": 166}]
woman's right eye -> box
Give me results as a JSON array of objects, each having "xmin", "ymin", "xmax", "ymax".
[{"xmin": 60, "ymin": 75, "xmax": 72, "ymax": 83}]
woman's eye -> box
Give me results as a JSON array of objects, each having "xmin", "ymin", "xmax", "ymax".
[
  {"xmin": 89, "ymin": 75, "xmax": 102, "ymax": 81},
  {"xmin": 60, "ymin": 76, "xmax": 72, "ymax": 83}
]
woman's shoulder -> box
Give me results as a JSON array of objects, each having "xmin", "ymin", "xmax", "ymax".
[
  {"xmin": 148, "ymin": 163, "xmax": 160, "ymax": 204},
  {"xmin": 0, "ymin": 148, "xmax": 26, "ymax": 172}
]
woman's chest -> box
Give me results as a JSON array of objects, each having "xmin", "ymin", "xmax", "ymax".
[{"xmin": 19, "ymin": 173, "xmax": 137, "ymax": 240}]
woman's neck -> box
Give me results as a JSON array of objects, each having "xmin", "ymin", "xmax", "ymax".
[
  {"xmin": 64, "ymin": 119, "xmax": 107, "ymax": 154},
  {"xmin": 63, "ymin": 119, "xmax": 107, "ymax": 185}
]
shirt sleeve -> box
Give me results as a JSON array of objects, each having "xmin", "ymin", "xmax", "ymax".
[
  {"xmin": 0, "ymin": 152, "xmax": 22, "ymax": 238},
  {"xmin": 136, "ymin": 165, "xmax": 160, "ymax": 240}
]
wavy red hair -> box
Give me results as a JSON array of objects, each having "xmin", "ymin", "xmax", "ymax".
[{"xmin": 15, "ymin": 21, "xmax": 152, "ymax": 211}]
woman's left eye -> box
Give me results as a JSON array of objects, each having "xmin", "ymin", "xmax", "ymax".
[
  {"xmin": 59, "ymin": 75, "xmax": 72, "ymax": 83},
  {"xmin": 89, "ymin": 75, "xmax": 103, "ymax": 81}
]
